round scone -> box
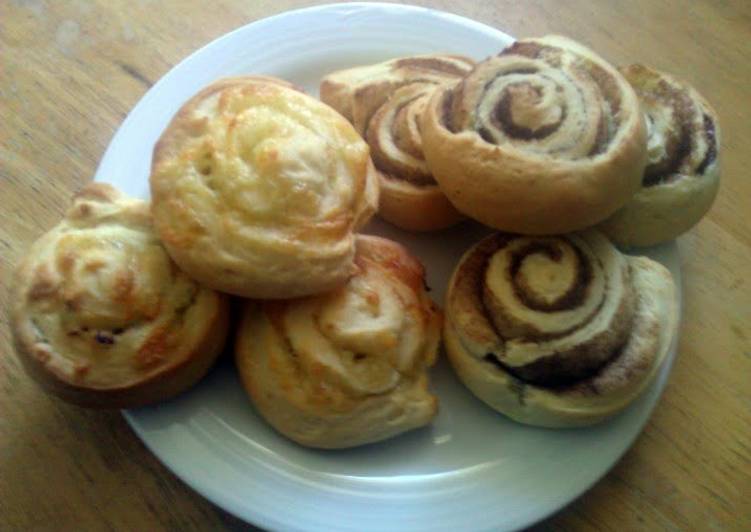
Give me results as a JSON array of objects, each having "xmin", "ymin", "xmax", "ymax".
[
  {"xmin": 150, "ymin": 76, "xmax": 378, "ymax": 298},
  {"xmin": 10, "ymin": 183, "xmax": 230, "ymax": 408},
  {"xmin": 321, "ymin": 55, "xmax": 475, "ymax": 231},
  {"xmin": 599, "ymin": 64, "xmax": 721, "ymax": 247},
  {"xmin": 444, "ymin": 229, "xmax": 678, "ymax": 428},
  {"xmin": 235, "ymin": 235, "xmax": 441, "ymax": 448},
  {"xmin": 421, "ymin": 36, "xmax": 648, "ymax": 234}
]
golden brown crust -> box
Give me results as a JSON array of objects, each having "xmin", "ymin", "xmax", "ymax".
[
  {"xmin": 152, "ymin": 76, "xmax": 298, "ymax": 167},
  {"xmin": 421, "ymin": 36, "xmax": 648, "ymax": 234},
  {"xmin": 10, "ymin": 183, "xmax": 230, "ymax": 408},
  {"xmin": 321, "ymin": 56, "xmax": 474, "ymax": 231},
  {"xmin": 443, "ymin": 229, "xmax": 678, "ymax": 427},
  {"xmin": 599, "ymin": 64, "xmax": 721, "ymax": 247},
  {"xmin": 234, "ymin": 235, "xmax": 441, "ymax": 448},
  {"xmin": 150, "ymin": 76, "xmax": 378, "ymax": 298}
]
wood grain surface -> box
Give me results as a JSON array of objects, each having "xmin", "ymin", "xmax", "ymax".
[{"xmin": 2, "ymin": 1, "xmax": 750, "ymax": 530}]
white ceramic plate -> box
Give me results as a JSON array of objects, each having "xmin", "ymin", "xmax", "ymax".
[{"xmin": 98, "ymin": 3, "xmax": 682, "ymax": 531}]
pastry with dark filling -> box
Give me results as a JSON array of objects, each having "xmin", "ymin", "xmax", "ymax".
[
  {"xmin": 321, "ymin": 55, "xmax": 475, "ymax": 231},
  {"xmin": 421, "ymin": 36, "xmax": 648, "ymax": 234},
  {"xmin": 599, "ymin": 64, "xmax": 720, "ymax": 247},
  {"xmin": 443, "ymin": 229, "xmax": 677, "ymax": 427}
]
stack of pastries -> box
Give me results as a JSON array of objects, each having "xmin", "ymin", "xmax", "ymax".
[{"xmin": 11, "ymin": 34, "xmax": 718, "ymax": 446}]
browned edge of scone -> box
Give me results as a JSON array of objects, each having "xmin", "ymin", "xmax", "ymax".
[{"xmin": 11, "ymin": 294, "xmax": 230, "ymax": 409}]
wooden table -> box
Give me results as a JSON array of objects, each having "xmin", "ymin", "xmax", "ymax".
[{"xmin": 2, "ymin": 1, "xmax": 749, "ymax": 530}]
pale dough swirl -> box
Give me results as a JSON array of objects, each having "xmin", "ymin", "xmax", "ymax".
[
  {"xmin": 421, "ymin": 36, "xmax": 648, "ymax": 234},
  {"xmin": 150, "ymin": 76, "xmax": 378, "ymax": 298},
  {"xmin": 444, "ymin": 229, "xmax": 678, "ymax": 427},
  {"xmin": 10, "ymin": 183, "xmax": 230, "ymax": 408},
  {"xmin": 235, "ymin": 235, "xmax": 441, "ymax": 448},
  {"xmin": 321, "ymin": 56, "xmax": 474, "ymax": 231}
]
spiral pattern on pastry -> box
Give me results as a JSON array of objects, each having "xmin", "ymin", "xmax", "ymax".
[
  {"xmin": 444, "ymin": 229, "xmax": 677, "ymax": 427},
  {"xmin": 10, "ymin": 184, "xmax": 230, "ymax": 408},
  {"xmin": 235, "ymin": 235, "xmax": 441, "ymax": 448},
  {"xmin": 150, "ymin": 76, "xmax": 378, "ymax": 298},
  {"xmin": 321, "ymin": 56, "xmax": 475, "ymax": 231},
  {"xmin": 599, "ymin": 64, "xmax": 721, "ymax": 246},
  {"xmin": 366, "ymin": 82, "xmax": 445, "ymax": 187},
  {"xmin": 421, "ymin": 36, "xmax": 648, "ymax": 234}
]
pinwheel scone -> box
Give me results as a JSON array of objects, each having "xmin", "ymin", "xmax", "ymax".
[
  {"xmin": 10, "ymin": 184, "xmax": 230, "ymax": 408},
  {"xmin": 150, "ymin": 76, "xmax": 378, "ymax": 298},
  {"xmin": 235, "ymin": 235, "xmax": 441, "ymax": 448},
  {"xmin": 321, "ymin": 55, "xmax": 475, "ymax": 231},
  {"xmin": 443, "ymin": 229, "xmax": 677, "ymax": 428},
  {"xmin": 599, "ymin": 64, "xmax": 720, "ymax": 246},
  {"xmin": 421, "ymin": 36, "xmax": 648, "ymax": 234}
]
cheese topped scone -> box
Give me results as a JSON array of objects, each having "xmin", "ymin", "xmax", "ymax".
[
  {"xmin": 10, "ymin": 183, "xmax": 230, "ymax": 408},
  {"xmin": 150, "ymin": 76, "xmax": 378, "ymax": 298},
  {"xmin": 235, "ymin": 235, "xmax": 441, "ymax": 448}
]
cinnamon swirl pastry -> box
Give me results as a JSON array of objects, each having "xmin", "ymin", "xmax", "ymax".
[
  {"xmin": 444, "ymin": 229, "xmax": 677, "ymax": 427},
  {"xmin": 421, "ymin": 36, "xmax": 648, "ymax": 234},
  {"xmin": 10, "ymin": 183, "xmax": 230, "ymax": 408},
  {"xmin": 599, "ymin": 65, "xmax": 721, "ymax": 246},
  {"xmin": 150, "ymin": 76, "xmax": 378, "ymax": 298},
  {"xmin": 321, "ymin": 55, "xmax": 475, "ymax": 231},
  {"xmin": 235, "ymin": 235, "xmax": 441, "ymax": 448}
]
